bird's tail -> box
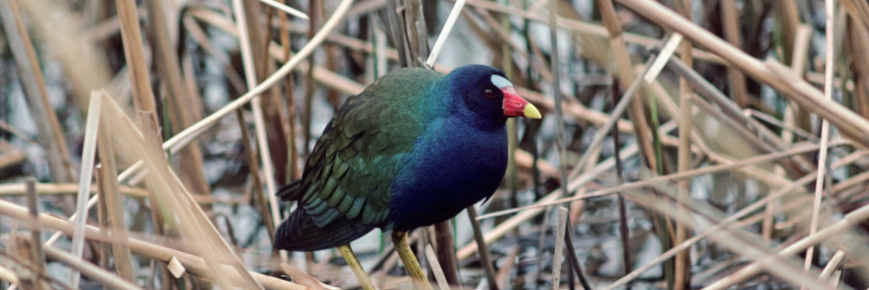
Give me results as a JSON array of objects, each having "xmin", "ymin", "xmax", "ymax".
[{"xmin": 275, "ymin": 208, "xmax": 377, "ymax": 251}]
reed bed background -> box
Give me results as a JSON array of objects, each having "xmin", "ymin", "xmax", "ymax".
[{"xmin": 0, "ymin": 0, "xmax": 867, "ymax": 289}]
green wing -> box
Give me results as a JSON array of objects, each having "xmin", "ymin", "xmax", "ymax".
[
  {"xmin": 296, "ymin": 94, "xmax": 411, "ymax": 228},
  {"xmin": 275, "ymin": 68, "xmax": 446, "ymax": 251}
]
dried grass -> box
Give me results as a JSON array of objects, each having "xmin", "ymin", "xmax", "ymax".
[{"xmin": 2, "ymin": 0, "xmax": 869, "ymax": 289}]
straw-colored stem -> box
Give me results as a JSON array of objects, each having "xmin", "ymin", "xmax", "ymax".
[
  {"xmin": 0, "ymin": 198, "xmax": 310, "ymax": 289},
  {"xmin": 550, "ymin": 207, "xmax": 568, "ymax": 290},
  {"xmin": 0, "ymin": 0, "xmax": 75, "ymax": 186},
  {"xmin": 114, "ymin": 0, "xmax": 155, "ymax": 114},
  {"xmin": 674, "ymin": 2, "xmax": 694, "ymax": 288},
  {"xmin": 424, "ymin": 245, "xmax": 450, "ymax": 290},
  {"xmin": 804, "ymin": 0, "xmax": 837, "ymax": 285},
  {"xmin": 570, "ymin": 56, "xmax": 656, "ymax": 177},
  {"xmin": 146, "ymin": 0, "xmax": 212, "ymax": 199},
  {"xmin": 96, "ymin": 110, "xmax": 136, "ymax": 282},
  {"xmin": 479, "ymin": 141, "xmax": 845, "ymax": 220},
  {"xmin": 24, "ymin": 180, "xmax": 46, "ymax": 289},
  {"xmin": 466, "ymin": 206, "xmax": 498, "ymax": 289},
  {"xmin": 68, "ymin": 92, "xmax": 103, "ymax": 287},
  {"xmin": 257, "ymin": 0, "xmax": 309, "ymax": 19},
  {"xmin": 597, "ymin": 0, "xmax": 658, "ymax": 171},
  {"xmin": 818, "ymin": 250, "xmax": 845, "ymax": 281},
  {"xmin": 614, "ymin": 0, "xmax": 869, "ymax": 149},
  {"xmin": 43, "ymin": 245, "xmax": 142, "ymax": 290},
  {"xmin": 232, "ymin": 0, "xmax": 284, "ymax": 262},
  {"xmin": 720, "ymin": 0, "xmax": 748, "ymax": 108},
  {"xmin": 426, "ymin": 0, "xmax": 466, "ymax": 66},
  {"xmin": 458, "ymin": 143, "xmax": 640, "ymax": 260}
]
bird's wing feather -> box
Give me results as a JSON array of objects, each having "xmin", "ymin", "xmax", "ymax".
[{"xmin": 296, "ymin": 89, "xmax": 423, "ymax": 228}]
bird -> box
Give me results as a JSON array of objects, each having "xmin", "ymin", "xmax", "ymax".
[{"xmin": 273, "ymin": 65, "xmax": 540, "ymax": 286}]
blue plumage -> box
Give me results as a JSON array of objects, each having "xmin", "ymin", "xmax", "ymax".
[{"xmin": 275, "ymin": 65, "xmax": 540, "ymax": 251}]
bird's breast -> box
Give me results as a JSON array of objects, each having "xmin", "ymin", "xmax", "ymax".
[{"xmin": 388, "ymin": 117, "xmax": 508, "ymax": 231}]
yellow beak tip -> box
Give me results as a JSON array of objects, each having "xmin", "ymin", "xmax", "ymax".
[{"xmin": 523, "ymin": 104, "xmax": 542, "ymax": 119}]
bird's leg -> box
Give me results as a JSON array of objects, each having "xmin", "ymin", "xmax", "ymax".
[
  {"xmin": 337, "ymin": 244, "xmax": 375, "ymax": 290},
  {"xmin": 391, "ymin": 231, "xmax": 433, "ymax": 290}
]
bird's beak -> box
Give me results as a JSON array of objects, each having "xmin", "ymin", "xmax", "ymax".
[{"xmin": 502, "ymin": 86, "xmax": 542, "ymax": 119}]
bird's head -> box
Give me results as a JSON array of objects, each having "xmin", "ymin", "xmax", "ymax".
[{"xmin": 443, "ymin": 65, "xmax": 541, "ymax": 129}]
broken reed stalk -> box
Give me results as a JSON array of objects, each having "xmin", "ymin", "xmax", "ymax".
[
  {"xmin": 550, "ymin": 207, "xmax": 567, "ymax": 290},
  {"xmin": 96, "ymin": 90, "xmax": 258, "ymax": 288},
  {"xmin": 466, "ymin": 206, "xmax": 498, "ymax": 290},
  {"xmin": 96, "ymin": 114, "xmax": 136, "ymax": 282},
  {"xmin": 136, "ymin": 111, "xmax": 176, "ymax": 290}
]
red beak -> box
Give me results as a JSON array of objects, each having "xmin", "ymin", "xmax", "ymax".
[{"xmin": 502, "ymin": 86, "xmax": 542, "ymax": 119}]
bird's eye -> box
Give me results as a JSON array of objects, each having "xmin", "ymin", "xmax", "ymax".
[{"xmin": 484, "ymin": 89, "xmax": 495, "ymax": 98}]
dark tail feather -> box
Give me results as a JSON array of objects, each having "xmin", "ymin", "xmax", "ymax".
[
  {"xmin": 274, "ymin": 208, "xmax": 375, "ymax": 251},
  {"xmin": 277, "ymin": 179, "xmax": 303, "ymax": 201}
]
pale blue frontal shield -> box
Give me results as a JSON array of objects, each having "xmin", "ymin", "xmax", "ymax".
[{"xmin": 491, "ymin": 75, "xmax": 513, "ymax": 88}]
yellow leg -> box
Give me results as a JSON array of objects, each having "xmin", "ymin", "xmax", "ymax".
[
  {"xmin": 391, "ymin": 231, "xmax": 433, "ymax": 290},
  {"xmin": 337, "ymin": 244, "xmax": 375, "ymax": 290}
]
